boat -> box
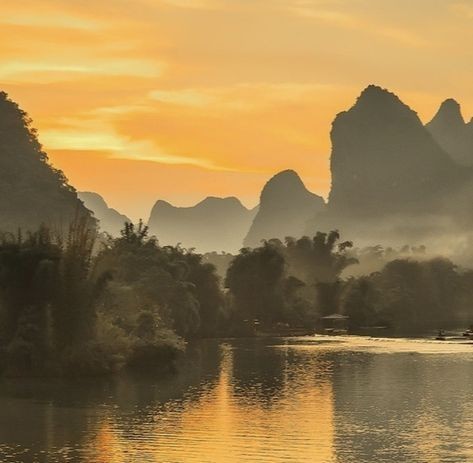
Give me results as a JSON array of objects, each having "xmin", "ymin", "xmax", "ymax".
[
  {"xmin": 320, "ymin": 313, "xmax": 349, "ymax": 336},
  {"xmin": 462, "ymin": 327, "xmax": 473, "ymax": 337},
  {"xmin": 324, "ymin": 327, "xmax": 348, "ymax": 335}
]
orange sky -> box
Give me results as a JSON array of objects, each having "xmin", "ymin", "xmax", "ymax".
[{"xmin": 1, "ymin": 0, "xmax": 473, "ymax": 219}]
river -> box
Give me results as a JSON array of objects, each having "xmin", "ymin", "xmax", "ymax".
[{"xmin": 1, "ymin": 335, "xmax": 473, "ymax": 462}]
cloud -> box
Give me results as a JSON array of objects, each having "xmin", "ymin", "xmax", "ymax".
[
  {"xmin": 149, "ymin": 82, "xmax": 337, "ymax": 110},
  {"xmin": 0, "ymin": 59, "xmax": 165, "ymax": 83},
  {"xmin": 41, "ymin": 126, "xmax": 227, "ymax": 171},
  {"xmin": 158, "ymin": 0, "xmax": 220, "ymax": 8},
  {"xmin": 150, "ymin": 89, "xmax": 216, "ymax": 107},
  {"xmin": 451, "ymin": 2, "xmax": 473, "ymax": 18},
  {"xmin": 2, "ymin": 0, "xmax": 472, "ymax": 219},
  {"xmin": 0, "ymin": 12, "xmax": 101, "ymax": 30},
  {"xmin": 285, "ymin": 2, "xmax": 427, "ymax": 47}
]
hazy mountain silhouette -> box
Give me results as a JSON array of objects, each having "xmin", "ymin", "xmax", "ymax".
[
  {"xmin": 148, "ymin": 196, "xmax": 256, "ymax": 253},
  {"xmin": 327, "ymin": 85, "xmax": 466, "ymax": 218},
  {"xmin": 0, "ymin": 92, "xmax": 93, "ymax": 233},
  {"xmin": 244, "ymin": 170, "xmax": 324, "ymax": 248},
  {"xmin": 303, "ymin": 85, "xmax": 473, "ymax": 249},
  {"xmin": 78, "ymin": 191, "xmax": 130, "ymax": 236},
  {"xmin": 426, "ymin": 99, "xmax": 473, "ymax": 166}
]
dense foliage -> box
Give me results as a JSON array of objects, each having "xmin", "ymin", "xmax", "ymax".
[
  {"xmin": 2, "ymin": 219, "xmax": 473, "ymax": 377},
  {"xmin": 95, "ymin": 221, "xmax": 225, "ymax": 339},
  {"xmin": 225, "ymin": 231, "xmax": 357, "ymax": 331},
  {"xmin": 226, "ymin": 233, "xmax": 473, "ymax": 334},
  {"xmin": 341, "ymin": 257, "xmax": 473, "ymax": 332},
  {"xmin": 0, "ymin": 221, "xmax": 224, "ymax": 377},
  {"xmin": 0, "ymin": 219, "xmax": 103, "ymax": 376}
]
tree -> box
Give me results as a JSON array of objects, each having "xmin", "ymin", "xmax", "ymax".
[
  {"xmin": 284, "ymin": 231, "xmax": 358, "ymax": 315},
  {"xmin": 225, "ymin": 242, "xmax": 287, "ymax": 327},
  {"xmin": 340, "ymin": 276, "xmax": 378, "ymax": 328},
  {"xmin": 95, "ymin": 222, "xmax": 224, "ymax": 339}
]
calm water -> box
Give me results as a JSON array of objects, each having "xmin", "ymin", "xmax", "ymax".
[{"xmin": 1, "ymin": 336, "xmax": 473, "ymax": 463}]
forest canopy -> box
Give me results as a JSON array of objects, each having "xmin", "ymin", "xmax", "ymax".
[{"xmin": 1, "ymin": 220, "xmax": 472, "ymax": 377}]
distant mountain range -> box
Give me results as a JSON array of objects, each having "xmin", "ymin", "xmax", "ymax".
[
  {"xmin": 146, "ymin": 170, "xmax": 324, "ymax": 252},
  {"xmin": 327, "ymin": 85, "xmax": 466, "ymax": 217},
  {"xmin": 311, "ymin": 85, "xmax": 473, "ymax": 247},
  {"xmin": 148, "ymin": 196, "xmax": 257, "ymax": 253},
  {"xmin": 78, "ymin": 192, "xmax": 130, "ymax": 236},
  {"xmin": 244, "ymin": 170, "xmax": 324, "ymax": 248},
  {"xmin": 426, "ymin": 98, "xmax": 473, "ymax": 166},
  {"xmin": 3, "ymin": 85, "xmax": 473, "ymax": 255}
]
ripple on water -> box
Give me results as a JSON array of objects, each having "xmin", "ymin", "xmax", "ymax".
[{"xmin": 1, "ymin": 337, "xmax": 473, "ymax": 463}]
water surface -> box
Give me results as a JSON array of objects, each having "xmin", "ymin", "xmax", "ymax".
[{"xmin": 1, "ymin": 336, "xmax": 473, "ymax": 462}]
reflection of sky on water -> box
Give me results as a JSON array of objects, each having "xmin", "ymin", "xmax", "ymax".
[{"xmin": 1, "ymin": 336, "xmax": 473, "ymax": 462}]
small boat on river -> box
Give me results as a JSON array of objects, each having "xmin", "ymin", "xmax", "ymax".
[
  {"xmin": 462, "ymin": 326, "xmax": 473, "ymax": 338},
  {"xmin": 320, "ymin": 313, "xmax": 349, "ymax": 335}
]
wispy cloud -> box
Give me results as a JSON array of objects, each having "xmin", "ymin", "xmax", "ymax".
[
  {"xmin": 149, "ymin": 82, "xmax": 336, "ymax": 110},
  {"xmin": 41, "ymin": 125, "xmax": 229, "ymax": 171},
  {"xmin": 286, "ymin": 2, "xmax": 427, "ymax": 47},
  {"xmin": 0, "ymin": 12, "xmax": 101, "ymax": 30},
  {"xmin": 150, "ymin": 89, "xmax": 216, "ymax": 107},
  {"xmin": 158, "ymin": 0, "xmax": 220, "ymax": 9},
  {"xmin": 1, "ymin": 0, "xmax": 471, "ymax": 218},
  {"xmin": 450, "ymin": 2, "xmax": 473, "ymax": 18},
  {"xmin": 0, "ymin": 59, "xmax": 165, "ymax": 82}
]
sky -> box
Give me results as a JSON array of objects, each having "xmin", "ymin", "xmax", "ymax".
[{"xmin": 1, "ymin": 0, "xmax": 473, "ymax": 220}]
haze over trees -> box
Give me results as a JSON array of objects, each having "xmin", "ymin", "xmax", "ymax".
[
  {"xmin": 341, "ymin": 257, "xmax": 473, "ymax": 333},
  {"xmin": 2, "ymin": 87, "xmax": 473, "ymax": 378},
  {"xmin": 226, "ymin": 232, "xmax": 357, "ymax": 331},
  {"xmin": 80, "ymin": 85, "xmax": 473, "ymax": 257},
  {"xmin": 226, "ymin": 234, "xmax": 473, "ymax": 335}
]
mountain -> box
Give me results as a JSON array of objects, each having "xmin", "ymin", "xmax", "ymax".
[
  {"xmin": 327, "ymin": 85, "xmax": 466, "ymax": 218},
  {"xmin": 244, "ymin": 170, "xmax": 325, "ymax": 248},
  {"xmin": 148, "ymin": 196, "xmax": 256, "ymax": 253},
  {"xmin": 78, "ymin": 192, "xmax": 130, "ymax": 236},
  {"xmin": 0, "ymin": 92, "xmax": 93, "ymax": 233},
  {"xmin": 426, "ymin": 99, "xmax": 473, "ymax": 166}
]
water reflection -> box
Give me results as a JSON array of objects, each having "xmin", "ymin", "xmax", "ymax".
[
  {"xmin": 331, "ymin": 350, "xmax": 473, "ymax": 463},
  {"xmin": 1, "ymin": 336, "xmax": 473, "ymax": 462}
]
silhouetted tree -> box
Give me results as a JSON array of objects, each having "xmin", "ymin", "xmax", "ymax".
[
  {"xmin": 95, "ymin": 222, "xmax": 223, "ymax": 339},
  {"xmin": 0, "ymin": 218, "xmax": 107, "ymax": 375},
  {"xmin": 225, "ymin": 242, "xmax": 288, "ymax": 327},
  {"xmin": 340, "ymin": 257, "xmax": 467, "ymax": 332}
]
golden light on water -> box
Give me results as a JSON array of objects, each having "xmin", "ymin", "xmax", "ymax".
[
  {"xmin": 3, "ymin": 338, "xmax": 473, "ymax": 461},
  {"xmin": 89, "ymin": 343, "xmax": 335, "ymax": 462}
]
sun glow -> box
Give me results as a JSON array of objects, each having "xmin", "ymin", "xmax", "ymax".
[{"xmin": 1, "ymin": 0, "xmax": 473, "ymax": 217}]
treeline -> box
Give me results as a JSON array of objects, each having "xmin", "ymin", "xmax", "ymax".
[
  {"xmin": 1, "ymin": 224, "xmax": 472, "ymax": 377},
  {"xmin": 341, "ymin": 258, "xmax": 473, "ymax": 332},
  {"xmin": 225, "ymin": 232, "xmax": 356, "ymax": 332},
  {"xmin": 226, "ymin": 233, "xmax": 473, "ymax": 334},
  {"xmin": 0, "ymin": 220, "xmax": 224, "ymax": 377}
]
